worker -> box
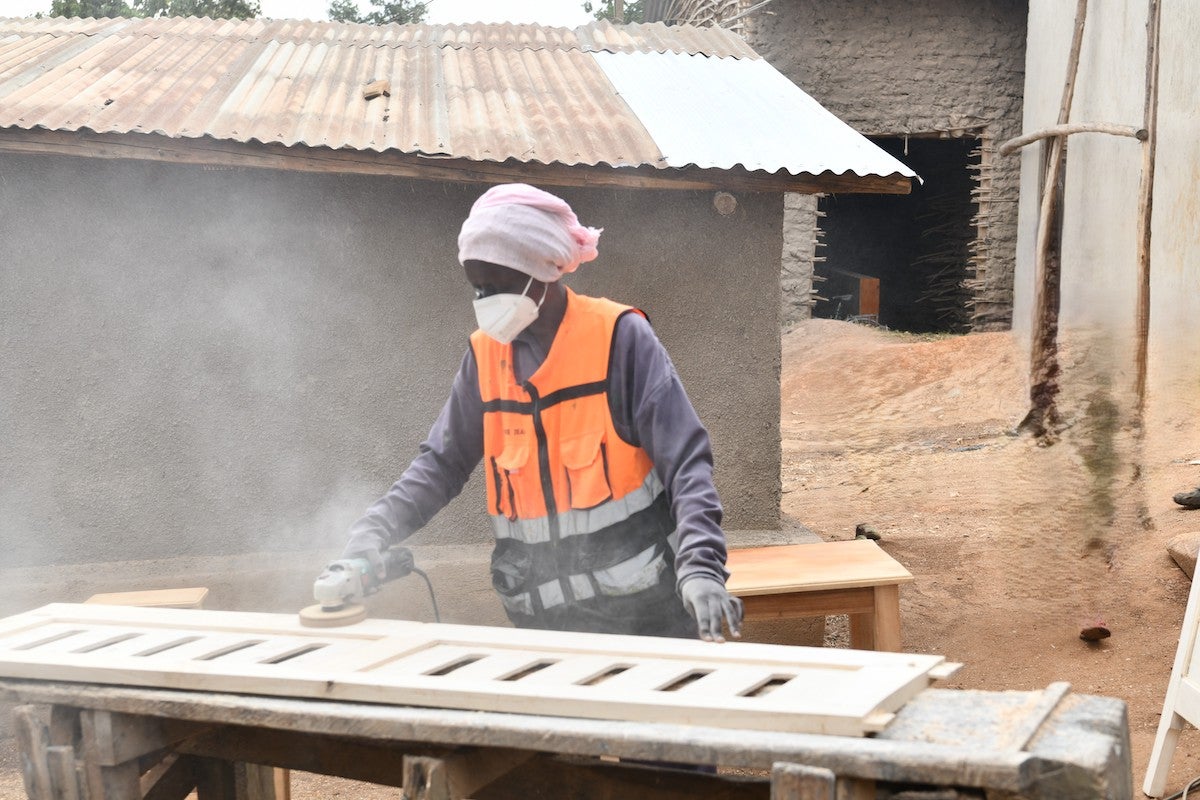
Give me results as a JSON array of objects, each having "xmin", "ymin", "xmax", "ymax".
[
  {"xmin": 342, "ymin": 183, "xmax": 743, "ymax": 642},
  {"xmin": 1175, "ymin": 487, "xmax": 1200, "ymax": 509}
]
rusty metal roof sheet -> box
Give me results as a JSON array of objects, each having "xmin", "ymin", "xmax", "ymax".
[{"xmin": 0, "ymin": 15, "xmax": 914, "ymax": 181}]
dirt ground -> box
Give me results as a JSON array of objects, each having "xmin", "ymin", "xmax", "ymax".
[
  {"xmin": 777, "ymin": 319, "xmax": 1200, "ymax": 796},
  {"xmin": 3, "ymin": 318, "xmax": 1200, "ymax": 798}
]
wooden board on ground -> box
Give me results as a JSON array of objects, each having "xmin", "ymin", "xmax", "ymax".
[{"xmin": 0, "ymin": 603, "xmax": 955, "ymax": 737}]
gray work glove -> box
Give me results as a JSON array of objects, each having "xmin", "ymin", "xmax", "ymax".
[
  {"xmin": 342, "ymin": 531, "xmax": 387, "ymax": 581},
  {"xmin": 680, "ymin": 576, "xmax": 744, "ymax": 643}
]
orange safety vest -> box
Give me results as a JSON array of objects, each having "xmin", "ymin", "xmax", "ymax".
[{"xmin": 471, "ymin": 289, "xmax": 676, "ymax": 620}]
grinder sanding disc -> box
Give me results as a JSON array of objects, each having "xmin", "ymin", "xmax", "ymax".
[{"xmin": 299, "ymin": 603, "xmax": 367, "ymax": 627}]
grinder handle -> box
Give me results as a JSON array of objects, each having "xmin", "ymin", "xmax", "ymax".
[{"xmin": 381, "ymin": 546, "xmax": 416, "ymax": 583}]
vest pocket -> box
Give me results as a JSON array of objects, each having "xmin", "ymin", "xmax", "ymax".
[
  {"xmin": 561, "ymin": 431, "xmax": 614, "ymax": 510},
  {"xmin": 494, "ymin": 440, "xmax": 530, "ymax": 520}
]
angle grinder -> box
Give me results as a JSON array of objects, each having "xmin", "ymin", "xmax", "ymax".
[{"xmin": 299, "ymin": 546, "xmax": 438, "ymax": 628}]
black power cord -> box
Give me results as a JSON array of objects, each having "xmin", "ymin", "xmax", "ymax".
[
  {"xmin": 1164, "ymin": 775, "xmax": 1200, "ymax": 800},
  {"xmin": 410, "ymin": 565, "xmax": 441, "ymax": 623}
]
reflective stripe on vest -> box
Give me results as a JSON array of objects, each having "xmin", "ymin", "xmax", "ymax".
[
  {"xmin": 497, "ymin": 543, "xmax": 668, "ymax": 617},
  {"xmin": 488, "ymin": 469, "xmax": 664, "ymax": 543}
]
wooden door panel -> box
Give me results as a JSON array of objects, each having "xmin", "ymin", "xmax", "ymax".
[{"xmin": 0, "ymin": 604, "xmax": 957, "ymax": 737}]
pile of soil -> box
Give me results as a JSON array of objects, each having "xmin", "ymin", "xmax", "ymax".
[{"xmin": 3, "ymin": 318, "xmax": 1198, "ymax": 798}]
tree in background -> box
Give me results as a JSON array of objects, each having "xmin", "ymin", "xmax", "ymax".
[
  {"xmin": 583, "ymin": 0, "xmax": 644, "ymax": 24},
  {"xmin": 47, "ymin": 0, "xmax": 133, "ymax": 16},
  {"xmin": 48, "ymin": 0, "xmax": 259, "ymax": 18},
  {"xmin": 327, "ymin": 0, "xmax": 430, "ymax": 25},
  {"xmin": 135, "ymin": 0, "xmax": 260, "ymax": 17}
]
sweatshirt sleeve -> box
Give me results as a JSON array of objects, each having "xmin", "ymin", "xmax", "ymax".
[
  {"xmin": 343, "ymin": 348, "xmax": 484, "ymax": 557},
  {"xmin": 607, "ymin": 313, "xmax": 729, "ymax": 589}
]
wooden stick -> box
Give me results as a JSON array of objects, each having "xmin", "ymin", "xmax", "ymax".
[
  {"xmin": 1023, "ymin": 0, "xmax": 1089, "ymax": 438},
  {"xmin": 1134, "ymin": 0, "xmax": 1161, "ymax": 410},
  {"xmin": 997, "ymin": 123, "xmax": 1147, "ymax": 157}
]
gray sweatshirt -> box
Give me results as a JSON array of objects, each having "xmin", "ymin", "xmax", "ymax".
[{"xmin": 345, "ymin": 310, "xmax": 729, "ymax": 590}]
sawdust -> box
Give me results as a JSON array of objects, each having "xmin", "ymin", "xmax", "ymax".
[{"xmin": 3, "ymin": 318, "xmax": 1200, "ymax": 797}]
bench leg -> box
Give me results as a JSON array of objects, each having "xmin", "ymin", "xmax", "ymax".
[
  {"xmin": 849, "ymin": 585, "xmax": 901, "ymax": 652},
  {"xmin": 872, "ymin": 584, "xmax": 902, "ymax": 652}
]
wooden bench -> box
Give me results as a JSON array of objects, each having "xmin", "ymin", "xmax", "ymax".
[{"xmin": 726, "ymin": 540, "xmax": 914, "ymax": 652}]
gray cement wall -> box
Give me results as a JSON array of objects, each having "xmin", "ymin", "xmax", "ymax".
[
  {"xmin": 751, "ymin": 0, "xmax": 1028, "ymax": 330},
  {"xmin": 0, "ymin": 154, "xmax": 782, "ymax": 584}
]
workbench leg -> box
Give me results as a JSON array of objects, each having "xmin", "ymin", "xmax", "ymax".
[
  {"xmin": 849, "ymin": 585, "xmax": 901, "ymax": 652},
  {"xmin": 14, "ymin": 705, "xmax": 53, "ymax": 800},
  {"xmin": 404, "ymin": 749, "xmax": 534, "ymax": 800},
  {"xmin": 47, "ymin": 746, "xmax": 83, "ymax": 800},
  {"xmin": 835, "ymin": 778, "xmax": 875, "ymax": 800},
  {"xmin": 771, "ymin": 762, "xmax": 834, "ymax": 799},
  {"xmin": 84, "ymin": 760, "xmax": 141, "ymax": 800},
  {"xmin": 195, "ymin": 757, "xmax": 237, "ymax": 800},
  {"xmin": 240, "ymin": 763, "xmax": 284, "ymax": 800},
  {"xmin": 871, "ymin": 584, "xmax": 902, "ymax": 652},
  {"xmin": 848, "ymin": 612, "xmax": 875, "ymax": 651},
  {"xmin": 272, "ymin": 767, "xmax": 291, "ymax": 800}
]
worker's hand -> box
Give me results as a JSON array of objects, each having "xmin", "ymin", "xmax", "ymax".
[
  {"xmin": 342, "ymin": 532, "xmax": 387, "ymax": 581},
  {"xmin": 680, "ymin": 576, "xmax": 743, "ymax": 643}
]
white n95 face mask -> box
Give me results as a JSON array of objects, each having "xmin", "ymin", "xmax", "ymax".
[{"xmin": 473, "ymin": 276, "xmax": 546, "ymax": 344}]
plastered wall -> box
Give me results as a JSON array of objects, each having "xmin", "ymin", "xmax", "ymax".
[
  {"xmin": 1014, "ymin": 0, "xmax": 1200, "ymax": 521},
  {"xmin": 750, "ymin": 0, "xmax": 1028, "ymax": 330},
  {"xmin": 0, "ymin": 155, "xmax": 783, "ymax": 589},
  {"xmin": 1144, "ymin": 0, "xmax": 1200, "ymax": 459}
]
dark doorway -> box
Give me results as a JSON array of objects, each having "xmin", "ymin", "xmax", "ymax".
[{"xmin": 813, "ymin": 136, "xmax": 979, "ymax": 333}]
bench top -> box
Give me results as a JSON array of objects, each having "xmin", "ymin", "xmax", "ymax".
[{"xmin": 726, "ymin": 540, "xmax": 914, "ymax": 596}]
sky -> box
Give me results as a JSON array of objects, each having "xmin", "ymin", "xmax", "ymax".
[{"xmin": 0, "ymin": 0, "xmax": 597, "ymax": 25}]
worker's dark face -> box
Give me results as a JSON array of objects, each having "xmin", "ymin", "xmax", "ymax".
[{"xmin": 463, "ymin": 260, "xmax": 546, "ymax": 301}]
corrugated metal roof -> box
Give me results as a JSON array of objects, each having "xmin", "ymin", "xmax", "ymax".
[{"xmin": 0, "ymin": 15, "xmax": 915, "ymax": 181}]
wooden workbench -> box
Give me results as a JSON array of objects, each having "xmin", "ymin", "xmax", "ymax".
[
  {"xmin": 727, "ymin": 540, "xmax": 914, "ymax": 651},
  {"xmin": 0, "ymin": 604, "xmax": 1132, "ymax": 799},
  {"xmin": 0, "ymin": 677, "xmax": 1133, "ymax": 800}
]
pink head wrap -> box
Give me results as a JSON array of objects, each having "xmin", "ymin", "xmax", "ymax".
[{"xmin": 457, "ymin": 183, "xmax": 602, "ymax": 282}]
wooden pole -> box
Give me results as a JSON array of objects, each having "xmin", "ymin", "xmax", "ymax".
[
  {"xmin": 1134, "ymin": 0, "xmax": 1161, "ymax": 412},
  {"xmin": 998, "ymin": 122, "xmax": 1147, "ymax": 157},
  {"xmin": 1022, "ymin": 0, "xmax": 1089, "ymax": 439},
  {"xmin": 614, "ymin": 0, "xmax": 624, "ymax": 22}
]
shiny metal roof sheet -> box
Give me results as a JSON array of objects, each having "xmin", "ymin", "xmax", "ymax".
[{"xmin": 0, "ymin": 16, "xmax": 914, "ymax": 180}]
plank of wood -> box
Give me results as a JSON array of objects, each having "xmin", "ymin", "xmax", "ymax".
[
  {"xmin": 727, "ymin": 541, "xmax": 913, "ymax": 596},
  {"xmin": 85, "ymin": 588, "xmax": 209, "ymax": 609},
  {"xmin": 0, "ymin": 604, "xmax": 953, "ymax": 737},
  {"xmin": 739, "ymin": 589, "xmax": 876, "ymax": 620}
]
